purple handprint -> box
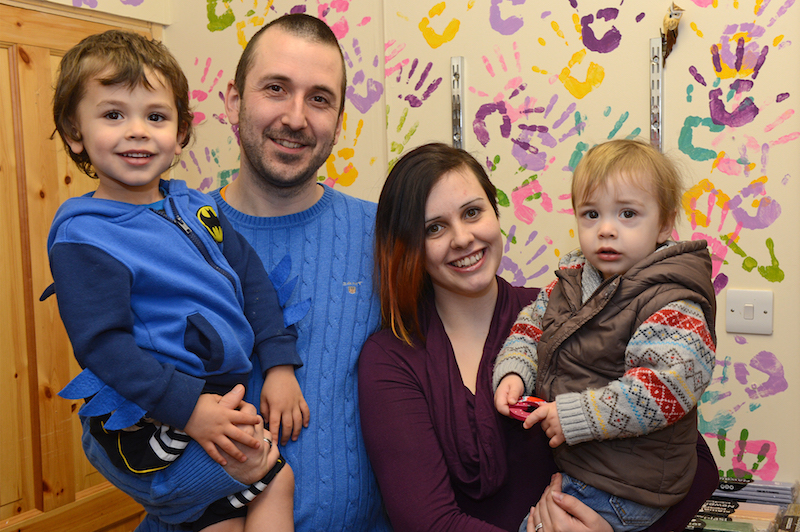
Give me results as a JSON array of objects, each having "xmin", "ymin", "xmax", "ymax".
[
  {"xmin": 344, "ymin": 38, "xmax": 384, "ymax": 114},
  {"xmin": 581, "ymin": 8, "xmax": 622, "ymax": 53},
  {"xmin": 396, "ymin": 59, "xmax": 442, "ymax": 108}
]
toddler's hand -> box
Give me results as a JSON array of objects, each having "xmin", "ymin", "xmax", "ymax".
[
  {"xmin": 523, "ymin": 401, "xmax": 565, "ymax": 448},
  {"xmin": 494, "ymin": 374, "xmax": 526, "ymax": 417},
  {"xmin": 184, "ymin": 384, "xmax": 263, "ymax": 465},
  {"xmin": 261, "ymin": 365, "xmax": 310, "ymax": 446}
]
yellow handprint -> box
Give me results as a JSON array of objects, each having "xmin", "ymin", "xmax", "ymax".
[{"xmin": 324, "ymin": 112, "xmax": 363, "ymax": 187}]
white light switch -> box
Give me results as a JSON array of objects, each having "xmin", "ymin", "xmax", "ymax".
[{"xmin": 726, "ymin": 289, "xmax": 773, "ymax": 335}]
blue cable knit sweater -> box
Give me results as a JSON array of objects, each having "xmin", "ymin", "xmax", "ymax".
[{"xmin": 211, "ymin": 184, "xmax": 391, "ymax": 532}]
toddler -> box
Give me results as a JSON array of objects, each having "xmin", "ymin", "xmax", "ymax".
[{"xmin": 494, "ymin": 139, "xmax": 717, "ymax": 532}]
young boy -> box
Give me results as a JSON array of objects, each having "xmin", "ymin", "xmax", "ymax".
[
  {"xmin": 46, "ymin": 30, "xmax": 300, "ymax": 531},
  {"xmin": 493, "ymin": 139, "xmax": 717, "ymax": 532}
]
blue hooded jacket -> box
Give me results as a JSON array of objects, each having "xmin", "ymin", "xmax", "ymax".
[{"xmin": 47, "ymin": 179, "xmax": 300, "ymax": 430}]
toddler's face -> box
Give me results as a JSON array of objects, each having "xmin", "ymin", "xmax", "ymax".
[
  {"xmin": 575, "ymin": 173, "xmax": 673, "ymax": 280},
  {"xmin": 66, "ymin": 69, "xmax": 183, "ymax": 204}
]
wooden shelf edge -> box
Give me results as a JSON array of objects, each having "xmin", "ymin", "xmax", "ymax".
[{"xmin": 0, "ymin": 483, "xmax": 144, "ymax": 532}]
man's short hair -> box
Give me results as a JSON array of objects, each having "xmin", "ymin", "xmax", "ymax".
[{"xmin": 234, "ymin": 14, "xmax": 347, "ymax": 117}]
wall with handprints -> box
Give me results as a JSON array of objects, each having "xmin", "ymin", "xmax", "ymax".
[
  {"xmin": 67, "ymin": 0, "xmax": 800, "ymax": 484},
  {"xmin": 48, "ymin": 0, "xmax": 170, "ymax": 23},
  {"xmin": 382, "ymin": 1, "xmax": 800, "ymax": 486}
]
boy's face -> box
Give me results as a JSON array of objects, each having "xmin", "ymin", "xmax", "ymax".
[
  {"xmin": 575, "ymin": 173, "xmax": 673, "ymax": 280},
  {"xmin": 66, "ymin": 69, "xmax": 183, "ymax": 204}
]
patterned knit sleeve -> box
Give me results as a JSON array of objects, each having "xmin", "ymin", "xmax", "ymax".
[
  {"xmin": 492, "ymin": 280, "xmax": 555, "ymax": 394},
  {"xmin": 557, "ymin": 299, "xmax": 716, "ymax": 445}
]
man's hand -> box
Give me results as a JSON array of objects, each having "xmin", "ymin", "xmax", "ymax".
[
  {"xmin": 494, "ymin": 374, "xmax": 526, "ymax": 417},
  {"xmin": 220, "ymin": 407, "xmax": 279, "ymax": 485},
  {"xmin": 184, "ymin": 384, "xmax": 263, "ymax": 465},
  {"xmin": 261, "ymin": 365, "xmax": 310, "ymax": 445},
  {"xmin": 523, "ymin": 402, "xmax": 565, "ymax": 448}
]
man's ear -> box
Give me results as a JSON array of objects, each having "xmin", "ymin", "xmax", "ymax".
[
  {"xmin": 224, "ymin": 80, "xmax": 241, "ymax": 126},
  {"xmin": 333, "ymin": 110, "xmax": 343, "ymax": 145}
]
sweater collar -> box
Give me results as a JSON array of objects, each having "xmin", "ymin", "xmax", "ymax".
[{"xmin": 213, "ymin": 184, "xmax": 334, "ymax": 229}]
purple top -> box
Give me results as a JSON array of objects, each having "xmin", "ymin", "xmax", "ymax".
[{"xmin": 359, "ymin": 277, "xmax": 718, "ymax": 532}]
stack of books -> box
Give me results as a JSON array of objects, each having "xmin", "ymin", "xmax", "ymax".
[
  {"xmin": 712, "ymin": 479, "xmax": 798, "ymax": 507},
  {"xmin": 778, "ymin": 504, "xmax": 800, "ymax": 532},
  {"xmin": 685, "ymin": 479, "xmax": 799, "ymax": 532}
]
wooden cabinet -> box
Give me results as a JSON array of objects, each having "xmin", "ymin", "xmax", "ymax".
[{"xmin": 1, "ymin": 4, "xmax": 146, "ymax": 530}]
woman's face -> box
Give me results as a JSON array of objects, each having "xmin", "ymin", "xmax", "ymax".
[{"xmin": 424, "ymin": 168, "xmax": 502, "ymax": 300}]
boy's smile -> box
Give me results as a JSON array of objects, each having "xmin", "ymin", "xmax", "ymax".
[
  {"xmin": 575, "ymin": 173, "xmax": 673, "ymax": 280},
  {"xmin": 66, "ymin": 69, "xmax": 183, "ymax": 204}
]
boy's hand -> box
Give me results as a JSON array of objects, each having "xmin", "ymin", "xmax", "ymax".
[
  {"xmin": 261, "ymin": 365, "xmax": 310, "ymax": 446},
  {"xmin": 523, "ymin": 401, "xmax": 565, "ymax": 448},
  {"xmin": 494, "ymin": 374, "xmax": 526, "ymax": 417},
  {"xmin": 184, "ymin": 384, "xmax": 263, "ymax": 466}
]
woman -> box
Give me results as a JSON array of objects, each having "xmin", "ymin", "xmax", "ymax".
[{"xmin": 358, "ymin": 143, "xmax": 718, "ymax": 532}]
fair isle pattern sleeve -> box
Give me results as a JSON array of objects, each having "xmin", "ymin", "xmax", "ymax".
[
  {"xmin": 492, "ymin": 279, "xmax": 557, "ymax": 393},
  {"xmin": 556, "ymin": 299, "xmax": 716, "ymax": 445}
]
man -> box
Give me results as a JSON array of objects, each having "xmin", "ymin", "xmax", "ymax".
[{"xmin": 210, "ymin": 14, "xmax": 391, "ymax": 531}]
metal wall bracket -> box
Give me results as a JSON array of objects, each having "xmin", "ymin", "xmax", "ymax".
[
  {"xmin": 451, "ymin": 56, "xmax": 465, "ymax": 149},
  {"xmin": 649, "ymin": 38, "xmax": 663, "ymax": 152}
]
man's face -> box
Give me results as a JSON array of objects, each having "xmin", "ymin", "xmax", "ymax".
[{"xmin": 226, "ymin": 27, "xmax": 344, "ymax": 191}]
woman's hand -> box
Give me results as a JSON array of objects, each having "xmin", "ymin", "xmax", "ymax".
[{"xmin": 530, "ymin": 474, "xmax": 612, "ymax": 532}]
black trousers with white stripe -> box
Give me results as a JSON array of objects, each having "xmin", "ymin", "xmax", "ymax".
[
  {"xmin": 89, "ymin": 414, "xmax": 288, "ymax": 529},
  {"xmin": 89, "ymin": 415, "xmax": 191, "ymax": 474}
]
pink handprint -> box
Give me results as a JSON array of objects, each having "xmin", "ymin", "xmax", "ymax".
[
  {"xmin": 189, "ymin": 57, "xmax": 225, "ymax": 125},
  {"xmin": 385, "ymin": 39, "xmax": 410, "ymax": 78}
]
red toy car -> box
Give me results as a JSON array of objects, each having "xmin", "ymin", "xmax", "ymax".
[{"xmin": 508, "ymin": 396, "xmax": 546, "ymax": 422}]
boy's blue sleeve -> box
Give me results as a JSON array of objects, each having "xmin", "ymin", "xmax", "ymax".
[
  {"xmin": 81, "ymin": 417, "xmax": 246, "ymax": 525},
  {"xmin": 216, "ymin": 207, "xmax": 301, "ymax": 373},
  {"xmin": 49, "ymin": 242, "xmax": 204, "ymax": 428}
]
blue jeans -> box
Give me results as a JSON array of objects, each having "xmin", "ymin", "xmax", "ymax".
[{"xmin": 518, "ymin": 474, "xmax": 666, "ymax": 532}]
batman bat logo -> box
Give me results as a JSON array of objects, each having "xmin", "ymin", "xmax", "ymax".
[{"xmin": 197, "ymin": 206, "xmax": 223, "ymax": 243}]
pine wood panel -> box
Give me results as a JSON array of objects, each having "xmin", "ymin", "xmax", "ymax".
[
  {"xmin": 0, "ymin": 43, "xmax": 38, "ymax": 522},
  {"xmin": 2, "ymin": 483, "xmax": 144, "ymax": 532},
  {"xmin": 17, "ymin": 41, "xmax": 77, "ymax": 514},
  {"xmin": 0, "ymin": 4, "xmax": 149, "ymax": 52}
]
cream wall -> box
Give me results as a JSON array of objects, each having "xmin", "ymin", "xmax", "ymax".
[{"xmin": 53, "ymin": 0, "xmax": 800, "ymax": 485}]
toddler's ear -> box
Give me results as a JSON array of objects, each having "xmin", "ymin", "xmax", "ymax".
[{"xmin": 658, "ymin": 211, "xmax": 677, "ymax": 243}]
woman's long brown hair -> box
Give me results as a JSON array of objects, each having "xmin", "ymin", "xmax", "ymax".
[{"xmin": 374, "ymin": 143, "xmax": 498, "ymax": 346}]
